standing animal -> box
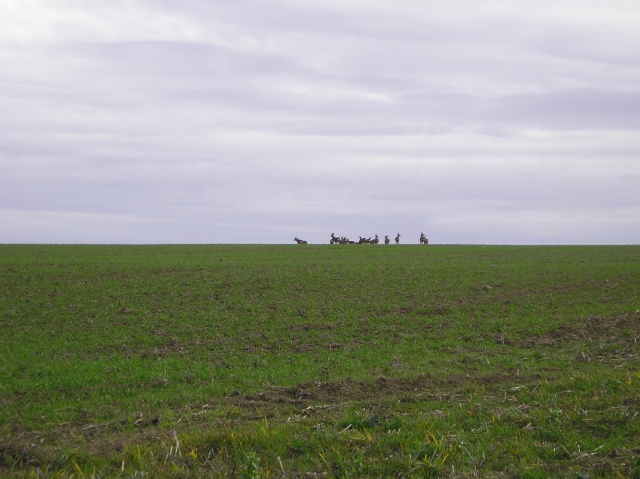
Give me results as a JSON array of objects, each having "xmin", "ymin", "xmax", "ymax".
[
  {"xmin": 420, "ymin": 233, "xmax": 429, "ymax": 244},
  {"xmin": 294, "ymin": 237, "xmax": 307, "ymax": 244},
  {"xmin": 395, "ymin": 233, "xmax": 401, "ymax": 244},
  {"xmin": 372, "ymin": 234, "xmax": 379, "ymax": 244},
  {"xmin": 385, "ymin": 235, "xmax": 390, "ymax": 244}
]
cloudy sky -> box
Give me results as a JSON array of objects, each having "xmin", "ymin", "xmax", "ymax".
[{"xmin": 1, "ymin": 0, "xmax": 639, "ymax": 244}]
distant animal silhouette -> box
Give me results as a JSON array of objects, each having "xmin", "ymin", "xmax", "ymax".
[
  {"xmin": 331, "ymin": 233, "xmax": 351, "ymax": 244},
  {"xmin": 294, "ymin": 237, "xmax": 307, "ymax": 244}
]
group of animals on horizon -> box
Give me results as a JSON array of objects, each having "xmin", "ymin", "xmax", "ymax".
[{"xmin": 293, "ymin": 232, "xmax": 429, "ymax": 245}]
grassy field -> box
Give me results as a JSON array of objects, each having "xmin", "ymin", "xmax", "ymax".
[{"xmin": 1, "ymin": 244, "xmax": 639, "ymax": 478}]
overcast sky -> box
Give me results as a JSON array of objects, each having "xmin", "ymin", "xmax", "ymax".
[{"xmin": 1, "ymin": 1, "xmax": 639, "ymax": 244}]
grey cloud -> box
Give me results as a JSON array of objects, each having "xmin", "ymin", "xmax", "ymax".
[{"xmin": 0, "ymin": 1, "xmax": 639, "ymax": 244}]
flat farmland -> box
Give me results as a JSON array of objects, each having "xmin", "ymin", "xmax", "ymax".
[{"xmin": 1, "ymin": 244, "xmax": 639, "ymax": 478}]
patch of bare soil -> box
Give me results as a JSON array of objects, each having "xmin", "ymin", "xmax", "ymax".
[
  {"xmin": 292, "ymin": 322, "xmax": 334, "ymax": 332},
  {"xmin": 522, "ymin": 311, "xmax": 640, "ymax": 348},
  {"xmin": 232, "ymin": 372, "xmax": 538, "ymax": 410}
]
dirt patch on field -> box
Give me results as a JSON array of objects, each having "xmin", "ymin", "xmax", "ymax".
[
  {"xmin": 522, "ymin": 311, "xmax": 640, "ymax": 366},
  {"xmin": 230, "ymin": 372, "xmax": 539, "ymax": 411},
  {"xmin": 292, "ymin": 322, "xmax": 334, "ymax": 332},
  {"xmin": 522, "ymin": 311, "xmax": 640, "ymax": 348}
]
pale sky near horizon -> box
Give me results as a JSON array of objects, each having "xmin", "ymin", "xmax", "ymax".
[{"xmin": 1, "ymin": 1, "xmax": 639, "ymax": 244}]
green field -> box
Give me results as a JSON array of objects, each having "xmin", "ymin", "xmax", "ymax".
[{"xmin": 1, "ymin": 244, "xmax": 639, "ymax": 478}]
